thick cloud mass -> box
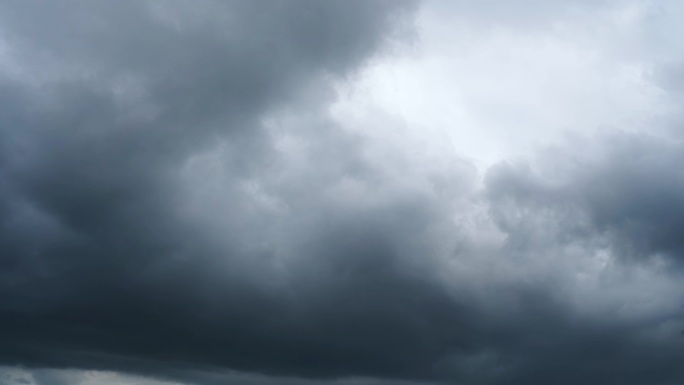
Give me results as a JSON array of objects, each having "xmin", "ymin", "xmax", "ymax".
[
  {"xmin": 481, "ymin": 131, "xmax": 684, "ymax": 384},
  {"xmin": 487, "ymin": 132, "xmax": 684, "ymax": 266},
  {"xmin": 0, "ymin": 0, "xmax": 451, "ymax": 381},
  {"xmin": 1, "ymin": 1, "xmax": 684, "ymax": 385}
]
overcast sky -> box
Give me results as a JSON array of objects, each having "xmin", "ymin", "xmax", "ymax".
[{"xmin": 1, "ymin": 1, "xmax": 684, "ymax": 385}]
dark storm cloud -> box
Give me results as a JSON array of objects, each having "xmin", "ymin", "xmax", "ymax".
[
  {"xmin": 2, "ymin": 1, "xmax": 684, "ymax": 385},
  {"xmin": 480, "ymin": 130, "xmax": 684, "ymax": 384},
  {"xmin": 0, "ymin": 0, "xmax": 478, "ymax": 382}
]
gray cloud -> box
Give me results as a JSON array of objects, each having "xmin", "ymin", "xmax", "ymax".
[
  {"xmin": 1, "ymin": 1, "xmax": 684, "ymax": 385},
  {"xmin": 486, "ymin": 131, "xmax": 684, "ymax": 267},
  {"xmin": 481, "ymin": 130, "xmax": 684, "ymax": 384},
  {"xmin": 1, "ymin": 0, "xmax": 466, "ymax": 382},
  {"xmin": 424, "ymin": 0, "xmax": 629, "ymax": 30}
]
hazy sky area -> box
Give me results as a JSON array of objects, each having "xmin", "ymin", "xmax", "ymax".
[{"xmin": 1, "ymin": 1, "xmax": 684, "ymax": 384}]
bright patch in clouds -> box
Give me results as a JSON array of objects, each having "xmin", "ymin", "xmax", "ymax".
[{"xmin": 335, "ymin": 0, "xmax": 677, "ymax": 168}]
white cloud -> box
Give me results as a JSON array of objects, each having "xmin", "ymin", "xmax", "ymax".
[{"xmin": 333, "ymin": 0, "xmax": 679, "ymax": 169}]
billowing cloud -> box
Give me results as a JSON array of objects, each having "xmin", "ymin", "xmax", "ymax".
[
  {"xmin": 477, "ymin": 131, "xmax": 684, "ymax": 384},
  {"xmin": 1, "ymin": 0, "xmax": 463, "ymax": 381},
  {"xmin": 1, "ymin": 1, "xmax": 684, "ymax": 385}
]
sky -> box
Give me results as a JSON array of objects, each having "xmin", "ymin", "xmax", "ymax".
[{"xmin": 1, "ymin": 1, "xmax": 683, "ymax": 384}]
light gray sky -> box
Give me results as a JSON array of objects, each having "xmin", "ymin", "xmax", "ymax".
[{"xmin": 333, "ymin": 0, "xmax": 681, "ymax": 169}]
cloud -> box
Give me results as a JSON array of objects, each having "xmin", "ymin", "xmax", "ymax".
[
  {"xmin": 0, "ymin": 366, "xmax": 439, "ymax": 385},
  {"xmin": 1, "ymin": 1, "xmax": 684, "ymax": 385},
  {"xmin": 480, "ymin": 129, "xmax": 684, "ymax": 384},
  {"xmin": 486, "ymin": 130, "xmax": 684, "ymax": 267},
  {"xmin": 1, "ymin": 0, "xmax": 473, "ymax": 382}
]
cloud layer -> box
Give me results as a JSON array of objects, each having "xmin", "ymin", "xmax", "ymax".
[{"xmin": 1, "ymin": 1, "xmax": 684, "ymax": 385}]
